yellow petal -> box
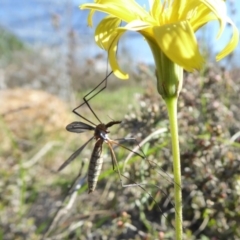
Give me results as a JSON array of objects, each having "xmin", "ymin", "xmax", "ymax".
[
  {"xmin": 150, "ymin": 0, "xmax": 162, "ymax": 24},
  {"xmin": 95, "ymin": 19, "xmax": 152, "ymax": 79},
  {"xmin": 192, "ymin": 0, "xmax": 226, "ymax": 38},
  {"xmin": 84, "ymin": 0, "xmax": 102, "ymax": 27},
  {"xmin": 216, "ymin": 16, "xmax": 239, "ymax": 61},
  {"xmin": 120, "ymin": 20, "xmax": 151, "ymax": 31},
  {"xmin": 107, "ymin": 29, "xmax": 129, "ymax": 79},
  {"xmin": 204, "ymin": 0, "xmax": 227, "ymax": 38},
  {"xmin": 95, "ymin": 16, "xmax": 121, "ymax": 49},
  {"xmin": 87, "ymin": 9, "xmax": 94, "ymax": 27},
  {"xmin": 81, "ymin": 0, "xmax": 155, "ymax": 24},
  {"xmin": 171, "ymin": 0, "xmax": 188, "ymax": 20},
  {"xmin": 190, "ymin": 7, "xmax": 214, "ymax": 31},
  {"xmin": 153, "ymin": 21, "xmax": 204, "ymax": 71}
]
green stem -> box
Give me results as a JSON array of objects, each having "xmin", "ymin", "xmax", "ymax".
[{"xmin": 165, "ymin": 97, "xmax": 182, "ymax": 239}]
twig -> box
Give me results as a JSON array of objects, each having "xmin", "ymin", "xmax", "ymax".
[
  {"xmin": 22, "ymin": 141, "xmax": 62, "ymax": 169},
  {"xmin": 230, "ymin": 131, "xmax": 240, "ymax": 143},
  {"xmin": 42, "ymin": 165, "xmax": 86, "ymax": 239}
]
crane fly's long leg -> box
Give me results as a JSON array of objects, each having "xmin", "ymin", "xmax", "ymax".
[
  {"xmin": 82, "ymin": 71, "xmax": 113, "ymax": 123},
  {"xmin": 112, "ymin": 136, "xmax": 180, "ymax": 189},
  {"xmin": 108, "ymin": 137, "xmax": 181, "ymax": 227},
  {"xmin": 72, "ymin": 71, "xmax": 113, "ymax": 125},
  {"xmin": 106, "ymin": 141, "xmax": 170, "ymax": 219},
  {"xmin": 73, "ymin": 30, "xmax": 120, "ymax": 124},
  {"xmin": 120, "ymin": 137, "xmax": 181, "ymax": 189},
  {"xmin": 106, "ymin": 141, "xmax": 137, "ymax": 188},
  {"xmin": 109, "ymin": 139, "xmax": 145, "ymax": 160},
  {"xmin": 58, "ymin": 136, "xmax": 94, "ymax": 171},
  {"xmin": 82, "ymin": 71, "xmax": 113, "ymax": 106},
  {"xmin": 71, "ymin": 30, "xmax": 118, "ymax": 128},
  {"xmin": 109, "ymin": 137, "xmax": 180, "ymax": 189},
  {"xmin": 75, "ymin": 37, "xmax": 119, "ymax": 123}
]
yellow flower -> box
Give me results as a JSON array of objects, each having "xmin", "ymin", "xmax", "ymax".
[{"xmin": 81, "ymin": 0, "xmax": 239, "ymax": 79}]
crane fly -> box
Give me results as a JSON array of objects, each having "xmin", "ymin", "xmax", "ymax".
[
  {"xmin": 59, "ymin": 120, "xmax": 121, "ymax": 193},
  {"xmin": 58, "ymin": 71, "xmax": 145, "ymax": 193},
  {"xmin": 57, "ymin": 71, "xmax": 181, "ymax": 231}
]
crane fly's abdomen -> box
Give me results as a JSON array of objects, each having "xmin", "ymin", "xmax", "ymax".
[{"xmin": 88, "ymin": 140, "xmax": 103, "ymax": 193}]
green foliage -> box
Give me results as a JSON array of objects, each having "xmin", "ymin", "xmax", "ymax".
[{"xmin": 0, "ymin": 27, "xmax": 25, "ymax": 62}]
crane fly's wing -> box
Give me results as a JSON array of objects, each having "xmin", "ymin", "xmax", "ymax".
[
  {"xmin": 66, "ymin": 121, "xmax": 95, "ymax": 133},
  {"xmin": 58, "ymin": 136, "xmax": 94, "ymax": 171}
]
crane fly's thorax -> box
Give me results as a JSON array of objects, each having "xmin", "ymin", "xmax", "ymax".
[{"xmin": 94, "ymin": 123, "xmax": 109, "ymax": 140}]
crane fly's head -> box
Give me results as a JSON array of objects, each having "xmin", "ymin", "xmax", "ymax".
[{"xmin": 94, "ymin": 123, "xmax": 109, "ymax": 140}]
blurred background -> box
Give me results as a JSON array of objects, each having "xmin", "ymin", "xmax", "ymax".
[{"xmin": 0, "ymin": 0, "xmax": 240, "ymax": 239}]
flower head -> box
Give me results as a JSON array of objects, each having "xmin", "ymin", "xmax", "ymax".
[{"xmin": 81, "ymin": 0, "xmax": 239, "ymax": 79}]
